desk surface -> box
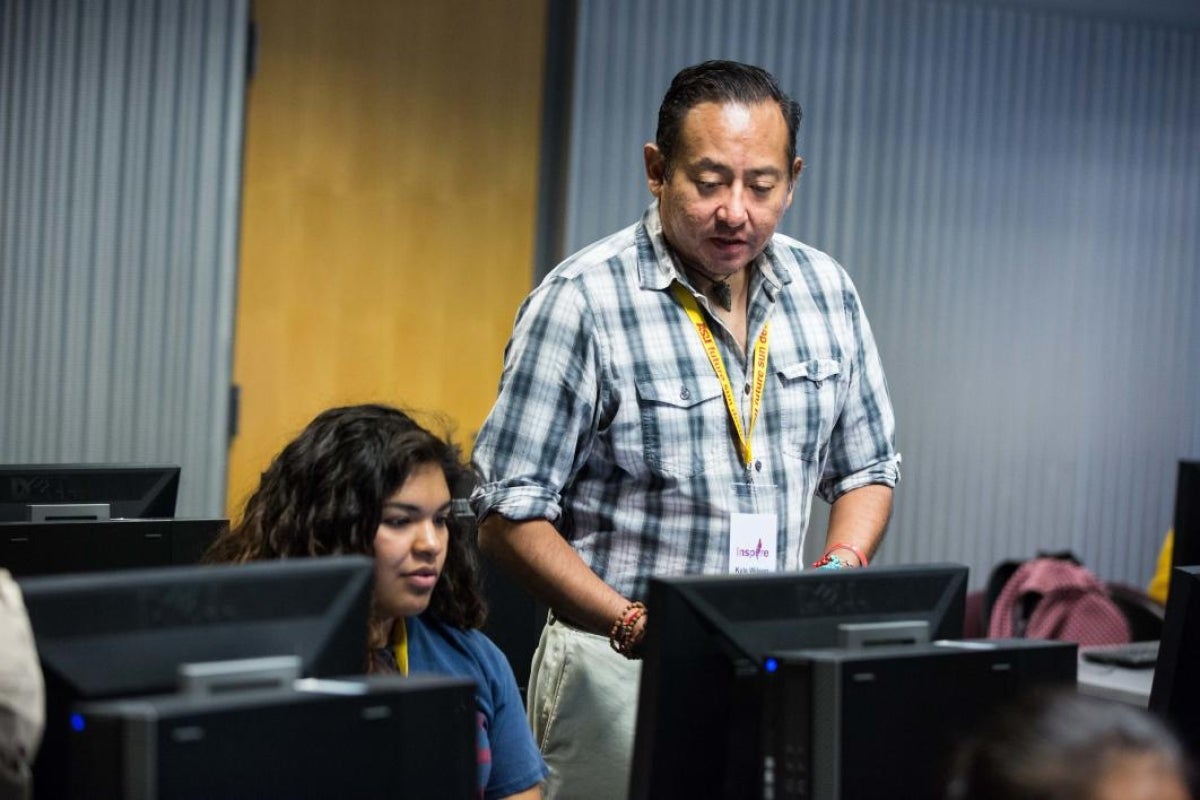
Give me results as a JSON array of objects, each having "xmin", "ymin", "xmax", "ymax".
[{"xmin": 1077, "ymin": 651, "xmax": 1154, "ymax": 707}]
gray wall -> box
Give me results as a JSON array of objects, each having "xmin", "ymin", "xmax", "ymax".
[
  {"xmin": 0, "ymin": 0, "xmax": 249, "ymax": 517},
  {"xmin": 561, "ymin": 0, "xmax": 1200, "ymax": 587}
]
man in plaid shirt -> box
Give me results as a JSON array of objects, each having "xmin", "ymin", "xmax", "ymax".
[{"xmin": 471, "ymin": 60, "xmax": 900, "ymax": 800}]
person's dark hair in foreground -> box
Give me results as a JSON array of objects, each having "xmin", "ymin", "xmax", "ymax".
[
  {"xmin": 206, "ymin": 404, "xmax": 546, "ymax": 799},
  {"xmin": 947, "ymin": 689, "xmax": 1191, "ymax": 800}
]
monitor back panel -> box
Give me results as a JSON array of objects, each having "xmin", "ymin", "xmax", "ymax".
[
  {"xmin": 764, "ymin": 639, "xmax": 1078, "ymax": 800},
  {"xmin": 70, "ymin": 675, "xmax": 477, "ymax": 800},
  {"xmin": 0, "ymin": 518, "xmax": 226, "ymax": 576}
]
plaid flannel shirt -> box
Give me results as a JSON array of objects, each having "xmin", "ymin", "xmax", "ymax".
[{"xmin": 471, "ymin": 203, "xmax": 900, "ymax": 600}]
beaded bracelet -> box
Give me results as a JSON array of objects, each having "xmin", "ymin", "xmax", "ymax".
[
  {"xmin": 827, "ymin": 542, "xmax": 869, "ymax": 567},
  {"xmin": 812, "ymin": 541, "xmax": 871, "ymax": 570},
  {"xmin": 609, "ymin": 606, "xmax": 648, "ymax": 657},
  {"xmin": 609, "ymin": 601, "xmax": 647, "ymax": 658},
  {"xmin": 609, "ymin": 603, "xmax": 646, "ymax": 650},
  {"xmin": 813, "ymin": 542, "xmax": 869, "ymax": 569}
]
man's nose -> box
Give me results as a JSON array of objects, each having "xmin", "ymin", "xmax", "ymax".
[{"xmin": 717, "ymin": 188, "xmax": 748, "ymax": 227}]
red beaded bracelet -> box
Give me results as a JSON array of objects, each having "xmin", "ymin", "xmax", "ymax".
[{"xmin": 824, "ymin": 542, "xmax": 869, "ymax": 567}]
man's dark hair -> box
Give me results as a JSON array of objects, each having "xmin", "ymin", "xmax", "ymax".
[{"xmin": 655, "ymin": 59, "xmax": 802, "ymax": 177}]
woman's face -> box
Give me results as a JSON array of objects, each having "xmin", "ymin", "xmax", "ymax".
[{"xmin": 371, "ymin": 462, "xmax": 451, "ymax": 622}]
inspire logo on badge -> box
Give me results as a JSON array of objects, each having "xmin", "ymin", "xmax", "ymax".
[
  {"xmin": 736, "ymin": 538, "xmax": 770, "ymax": 561},
  {"xmin": 730, "ymin": 528, "xmax": 776, "ymax": 575}
]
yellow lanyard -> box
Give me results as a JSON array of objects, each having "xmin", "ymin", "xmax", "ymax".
[
  {"xmin": 390, "ymin": 618, "xmax": 409, "ymax": 676},
  {"xmin": 671, "ymin": 283, "xmax": 770, "ymax": 469}
]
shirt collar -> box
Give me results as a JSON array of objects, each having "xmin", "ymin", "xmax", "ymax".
[{"xmin": 635, "ymin": 200, "xmax": 792, "ymax": 296}]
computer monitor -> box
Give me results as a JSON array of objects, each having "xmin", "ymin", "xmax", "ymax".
[
  {"xmin": 0, "ymin": 517, "xmax": 227, "ymax": 576},
  {"xmin": 1149, "ymin": 565, "xmax": 1200, "ymax": 794},
  {"xmin": 0, "ymin": 463, "xmax": 180, "ymax": 521},
  {"xmin": 18, "ymin": 555, "xmax": 374, "ymax": 798},
  {"xmin": 629, "ymin": 563, "xmax": 968, "ymax": 800},
  {"xmin": 1170, "ymin": 460, "xmax": 1199, "ymax": 574}
]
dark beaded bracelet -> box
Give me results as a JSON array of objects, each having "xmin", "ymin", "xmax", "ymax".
[{"xmin": 609, "ymin": 601, "xmax": 647, "ymax": 658}]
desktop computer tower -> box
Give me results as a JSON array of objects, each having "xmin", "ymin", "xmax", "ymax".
[
  {"xmin": 67, "ymin": 674, "xmax": 476, "ymax": 800},
  {"xmin": 762, "ymin": 639, "xmax": 1077, "ymax": 800}
]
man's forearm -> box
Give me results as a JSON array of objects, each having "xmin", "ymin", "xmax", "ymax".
[
  {"xmin": 823, "ymin": 484, "xmax": 893, "ymax": 566},
  {"xmin": 477, "ymin": 515, "xmax": 634, "ymax": 635}
]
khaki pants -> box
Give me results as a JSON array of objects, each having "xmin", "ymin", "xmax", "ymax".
[{"xmin": 527, "ymin": 615, "xmax": 642, "ymax": 800}]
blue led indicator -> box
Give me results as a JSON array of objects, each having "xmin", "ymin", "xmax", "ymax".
[
  {"xmin": 70, "ymin": 713, "xmax": 86, "ymax": 732},
  {"xmin": 764, "ymin": 658, "xmax": 778, "ymax": 673}
]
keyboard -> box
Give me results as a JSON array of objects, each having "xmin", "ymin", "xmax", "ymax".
[{"xmin": 1080, "ymin": 640, "xmax": 1160, "ymax": 669}]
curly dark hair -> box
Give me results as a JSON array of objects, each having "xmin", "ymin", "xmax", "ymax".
[
  {"xmin": 206, "ymin": 404, "xmax": 487, "ymax": 634},
  {"xmin": 656, "ymin": 59, "xmax": 802, "ymax": 179}
]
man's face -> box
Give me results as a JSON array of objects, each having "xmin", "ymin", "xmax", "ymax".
[{"xmin": 645, "ymin": 100, "xmax": 803, "ymax": 278}]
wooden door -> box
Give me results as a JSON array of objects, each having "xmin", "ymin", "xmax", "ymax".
[{"xmin": 228, "ymin": 0, "xmax": 547, "ymax": 515}]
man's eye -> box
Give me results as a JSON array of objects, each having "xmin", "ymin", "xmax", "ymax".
[
  {"xmin": 697, "ymin": 180, "xmax": 721, "ymax": 191},
  {"xmin": 752, "ymin": 184, "xmax": 774, "ymax": 195}
]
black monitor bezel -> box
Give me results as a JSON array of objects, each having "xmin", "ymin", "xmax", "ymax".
[
  {"xmin": 1170, "ymin": 460, "xmax": 1199, "ymax": 574},
  {"xmin": 0, "ymin": 463, "xmax": 180, "ymax": 521},
  {"xmin": 1149, "ymin": 564, "xmax": 1200, "ymax": 789},
  {"xmin": 19, "ymin": 555, "xmax": 375, "ymax": 798}
]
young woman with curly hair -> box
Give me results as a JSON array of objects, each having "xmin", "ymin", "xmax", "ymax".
[{"xmin": 206, "ymin": 404, "xmax": 546, "ymax": 800}]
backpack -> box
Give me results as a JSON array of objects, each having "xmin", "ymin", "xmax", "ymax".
[{"xmin": 986, "ymin": 554, "xmax": 1131, "ymax": 645}]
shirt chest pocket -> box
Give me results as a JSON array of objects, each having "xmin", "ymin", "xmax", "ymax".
[
  {"xmin": 634, "ymin": 374, "xmax": 726, "ymax": 478},
  {"xmin": 774, "ymin": 357, "xmax": 842, "ymax": 462}
]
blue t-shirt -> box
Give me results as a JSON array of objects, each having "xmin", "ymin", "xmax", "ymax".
[{"xmin": 406, "ymin": 614, "xmax": 547, "ymax": 799}]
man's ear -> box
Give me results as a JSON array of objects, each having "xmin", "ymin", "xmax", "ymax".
[
  {"xmin": 784, "ymin": 156, "xmax": 804, "ymax": 207},
  {"xmin": 644, "ymin": 142, "xmax": 667, "ymax": 197}
]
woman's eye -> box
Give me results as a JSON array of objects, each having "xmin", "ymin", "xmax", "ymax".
[
  {"xmin": 434, "ymin": 514, "xmax": 450, "ymax": 528},
  {"xmin": 382, "ymin": 517, "xmax": 411, "ymax": 529}
]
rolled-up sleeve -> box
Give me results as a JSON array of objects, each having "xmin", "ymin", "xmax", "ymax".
[
  {"xmin": 471, "ymin": 278, "xmax": 605, "ymax": 526},
  {"xmin": 817, "ymin": 276, "xmax": 901, "ymax": 504}
]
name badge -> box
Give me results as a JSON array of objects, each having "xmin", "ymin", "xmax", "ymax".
[
  {"xmin": 729, "ymin": 514, "xmax": 778, "ymax": 574},
  {"xmin": 728, "ymin": 482, "xmax": 778, "ymax": 575}
]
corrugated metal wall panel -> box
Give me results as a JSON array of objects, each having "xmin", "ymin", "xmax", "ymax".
[
  {"xmin": 563, "ymin": 0, "xmax": 1200, "ymax": 587},
  {"xmin": 0, "ymin": 0, "xmax": 248, "ymax": 517}
]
